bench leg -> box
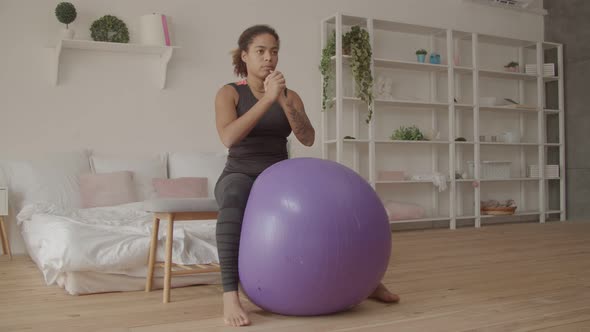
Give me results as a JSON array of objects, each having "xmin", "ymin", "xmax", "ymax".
[
  {"xmin": 163, "ymin": 213, "xmax": 174, "ymax": 303},
  {"xmin": 145, "ymin": 216, "xmax": 160, "ymax": 292},
  {"xmin": 0, "ymin": 216, "xmax": 11, "ymax": 261}
]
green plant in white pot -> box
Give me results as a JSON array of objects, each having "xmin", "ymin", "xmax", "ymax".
[
  {"xmin": 416, "ymin": 49, "xmax": 427, "ymax": 63},
  {"xmin": 504, "ymin": 61, "xmax": 519, "ymax": 72},
  {"xmin": 55, "ymin": 2, "xmax": 77, "ymax": 40},
  {"xmin": 390, "ymin": 125, "xmax": 427, "ymax": 141}
]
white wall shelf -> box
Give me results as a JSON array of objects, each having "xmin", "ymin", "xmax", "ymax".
[
  {"xmin": 478, "ymin": 69, "xmax": 537, "ymax": 80},
  {"xmin": 479, "ymin": 178, "xmax": 540, "ymax": 182},
  {"xmin": 479, "ymin": 106, "xmax": 538, "ymax": 113},
  {"xmin": 321, "ymin": 13, "xmax": 566, "ymax": 229},
  {"xmin": 463, "ymin": 0, "xmax": 548, "ymax": 16},
  {"xmin": 543, "ymin": 76, "xmax": 559, "ymax": 82},
  {"xmin": 336, "ymin": 97, "xmax": 450, "ymax": 109},
  {"xmin": 390, "ymin": 217, "xmax": 451, "ymax": 223},
  {"xmin": 480, "ymin": 142, "xmax": 539, "ymax": 146},
  {"xmin": 374, "ymin": 140, "xmax": 450, "ymax": 144},
  {"xmin": 374, "ymin": 58, "xmax": 448, "ymax": 72},
  {"xmin": 49, "ymin": 39, "xmax": 179, "ymax": 89},
  {"xmin": 375, "ymin": 180, "xmax": 446, "ymax": 184},
  {"xmin": 455, "ymin": 104, "xmax": 475, "ymax": 110},
  {"xmin": 481, "ymin": 211, "xmax": 542, "ymax": 218}
]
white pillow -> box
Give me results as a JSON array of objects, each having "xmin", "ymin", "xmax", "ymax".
[
  {"xmin": 90, "ymin": 153, "xmax": 167, "ymax": 201},
  {"xmin": 0, "ymin": 149, "xmax": 91, "ymax": 211},
  {"xmin": 168, "ymin": 152, "xmax": 227, "ymax": 197}
]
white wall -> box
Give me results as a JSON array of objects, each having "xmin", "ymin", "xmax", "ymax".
[{"xmin": 0, "ymin": 0, "xmax": 544, "ymax": 253}]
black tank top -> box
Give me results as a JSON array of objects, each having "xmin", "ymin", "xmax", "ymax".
[{"xmin": 223, "ymin": 81, "xmax": 292, "ymax": 176}]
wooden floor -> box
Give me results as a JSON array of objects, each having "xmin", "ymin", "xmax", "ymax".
[{"xmin": 1, "ymin": 221, "xmax": 590, "ymax": 332}]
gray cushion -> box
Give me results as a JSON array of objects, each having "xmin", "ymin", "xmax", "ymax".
[{"xmin": 143, "ymin": 198, "xmax": 218, "ymax": 213}]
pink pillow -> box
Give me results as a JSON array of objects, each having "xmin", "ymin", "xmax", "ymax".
[
  {"xmin": 152, "ymin": 177, "xmax": 208, "ymax": 198},
  {"xmin": 384, "ymin": 201, "xmax": 426, "ymax": 221},
  {"xmin": 79, "ymin": 171, "xmax": 138, "ymax": 208}
]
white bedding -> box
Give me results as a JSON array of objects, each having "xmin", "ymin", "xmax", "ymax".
[{"xmin": 17, "ymin": 201, "xmax": 221, "ymax": 295}]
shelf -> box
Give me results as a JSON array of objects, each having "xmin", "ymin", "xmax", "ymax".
[
  {"xmin": 479, "ymin": 106, "xmax": 538, "ymax": 113},
  {"xmin": 455, "ymin": 104, "xmax": 475, "ymax": 110},
  {"xmin": 456, "ymin": 215, "xmax": 477, "ymax": 220},
  {"xmin": 479, "ymin": 177, "xmax": 541, "ymax": 182},
  {"xmin": 372, "ymin": 20, "xmax": 445, "ymax": 35},
  {"xmin": 375, "ymin": 140, "xmax": 450, "ymax": 144},
  {"xmin": 546, "ymin": 210, "xmax": 563, "ymax": 214},
  {"xmin": 374, "ymin": 58, "xmax": 448, "ymax": 72},
  {"xmin": 454, "ymin": 66, "xmax": 474, "ymax": 74},
  {"xmin": 321, "ymin": 14, "xmax": 565, "ymax": 229},
  {"xmin": 478, "ymin": 69, "xmax": 537, "ymax": 80},
  {"xmin": 324, "ymin": 139, "xmax": 370, "ymax": 144},
  {"xmin": 333, "ymin": 55, "xmax": 448, "ymax": 72},
  {"xmin": 324, "ymin": 14, "xmax": 367, "ymax": 27},
  {"xmin": 389, "ymin": 217, "xmax": 450, "ymax": 224},
  {"xmin": 543, "ymin": 76, "xmax": 559, "ymax": 82},
  {"xmin": 540, "ymin": 42, "xmax": 560, "ymax": 50},
  {"xmin": 376, "ymin": 99, "xmax": 448, "ymax": 109},
  {"xmin": 375, "ymin": 180, "xmax": 448, "ymax": 185},
  {"xmin": 338, "ymin": 96, "xmax": 449, "ymax": 109},
  {"xmin": 481, "ymin": 211, "xmax": 541, "ymax": 218},
  {"xmin": 49, "ymin": 39, "xmax": 178, "ymax": 89},
  {"xmin": 480, "ymin": 142, "xmax": 539, "ymax": 146},
  {"xmin": 473, "ymin": 31, "xmax": 540, "ymax": 46},
  {"xmin": 325, "ymin": 140, "xmax": 549, "ymax": 148}
]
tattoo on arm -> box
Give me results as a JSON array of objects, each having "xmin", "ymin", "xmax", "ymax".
[{"xmin": 285, "ymin": 104, "xmax": 315, "ymax": 146}]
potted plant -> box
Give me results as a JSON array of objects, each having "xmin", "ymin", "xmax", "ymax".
[
  {"xmin": 319, "ymin": 26, "xmax": 374, "ymax": 123},
  {"xmin": 55, "ymin": 2, "xmax": 77, "ymax": 40},
  {"xmin": 504, "ymin": 61, "xmax": 519, "ymax": 72},
  {"xmin": 390, "ymin": 125, "xmax": 427, "ymax": 141},
  {"xmin": 416, "ymin": 49, "xmax": 427, "ymax": 63}
]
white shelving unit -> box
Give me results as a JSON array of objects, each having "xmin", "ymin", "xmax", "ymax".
[
  {"xmin": 321, "ymin": 13, "xmax": 565, "ymax": 229},
  {"xmin": 49, "ymin": 39, "xmax": 179, "ymax": 89}
]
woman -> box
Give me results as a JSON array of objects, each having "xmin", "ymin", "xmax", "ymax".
[{"xmin": 214, "ymin": 24, "xmax": 399, "ymax": 327}]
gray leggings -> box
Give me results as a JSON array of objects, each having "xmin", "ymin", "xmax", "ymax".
[{"xmin": 214, "ymin": 171, "xmax": 257, "ymax": 292}]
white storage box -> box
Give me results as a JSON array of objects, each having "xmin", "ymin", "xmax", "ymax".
[
  {"xmin": 528, "ymin": 164, "xmax": 559, "ymax": 178},
  {"xmin": 525, "ymin": 63, "xmax": 555, "ymax": 76},
  {"xmin": 467, "ymin": 161, "xmax": 511, "ymax": 179}
]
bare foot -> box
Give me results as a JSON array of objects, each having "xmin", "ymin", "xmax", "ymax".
[
  {"xmin": 369, "ymin": 283, "xmax": 400, "ymax": 303},
  {"xmin": 223, "ymin": 291, "xmax": 251, "ymax": 327}
]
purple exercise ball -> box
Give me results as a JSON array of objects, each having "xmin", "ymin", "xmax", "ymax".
[{"xmin": 238, "ymin": 157, "xmax": 391, "ymax": 316}]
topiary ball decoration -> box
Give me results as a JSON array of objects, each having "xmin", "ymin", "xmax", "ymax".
[
  {"xmin": 55, "ymin": 2, "xmax": 77, "ymax": 27},
  {"xmin": 90, "ymin": 15, "xmax": 130, "ymax": 43}
]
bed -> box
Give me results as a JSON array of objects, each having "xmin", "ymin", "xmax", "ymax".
[
  {"xmin": 17, "ymin": 201, "xmax": 221, "ymax": 295},
  {"xmin": 1, "ymin": 150, "xmax": 227, "ymax": 295}
]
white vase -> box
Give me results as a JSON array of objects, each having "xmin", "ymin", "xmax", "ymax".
[{"xmin": 61, "ymin": 28, "xmax": 75, "ymax": 40}]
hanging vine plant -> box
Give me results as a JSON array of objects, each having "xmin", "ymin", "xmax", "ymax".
[
  {"xmin": 319, "ymin": 25, "xmax": 374, "ymax": 123},
  {"xmin": 319, "ymin": 31, "xmax": 336, "ymax": 113}
]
